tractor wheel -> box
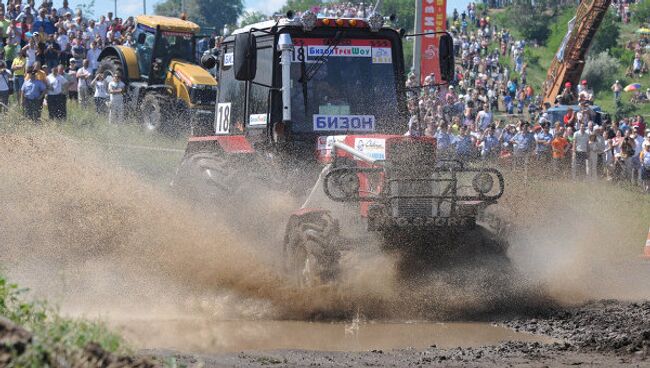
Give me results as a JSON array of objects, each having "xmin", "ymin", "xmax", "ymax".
[
  {"xmin": 141, "ymin": 93, "xmax": 167, "ymax": 133},
  {"xmin": 284, "ymin": 212, "xmax": 340, "ymax": 288},
  {"xmin": 97, "ymin": 56, "xmax": 124, "ymax": 79},
  {"xmin": 171, "ymin": 150, "xmax": 241, "ymax": 201}
]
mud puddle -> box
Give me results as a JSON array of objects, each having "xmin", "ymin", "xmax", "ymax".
[{"xmin": 112, "ymin": 319, "xmax": 557, "ymax": 353}]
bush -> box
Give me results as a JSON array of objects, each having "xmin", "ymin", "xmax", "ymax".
[
  {"xmin": 610, "ymin": 47, "xmax": 635, "ymax": 68},
  {"xmin": 632, "ymin": 0, "xmax": 650, "ymax": 24},
  {"xmin": 582, "ymin": 51, "xmax": 621, "ymax": 93},
  {"xmin": 503, "ymin": 3, "xmax": 552, "ymax": 44}
]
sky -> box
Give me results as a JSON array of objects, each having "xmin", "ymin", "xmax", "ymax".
[{"xmin": 66, "ymin": 0, "xmax": 473, "ymax": 19}]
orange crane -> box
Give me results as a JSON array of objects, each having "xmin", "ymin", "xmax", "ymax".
[{"xmin": 542, "ymin": 0, "xmax": 612, "ymax": 106}]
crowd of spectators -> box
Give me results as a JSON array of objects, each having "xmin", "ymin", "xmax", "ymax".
[
  {"xmin": 0, "ymin": 0, "xmax": 134, "ymax": 123},
  {"xmin": 406, "ymin": 2, "xmax": 650, "ymax": 193}
]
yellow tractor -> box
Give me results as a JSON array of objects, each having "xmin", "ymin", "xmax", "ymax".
[{"xmin": 97, "ymin": 15, "xmax": 217, "ymax": 134}]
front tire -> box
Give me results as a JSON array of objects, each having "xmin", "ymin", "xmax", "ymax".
[
  {"xmin": 141, "ymin": 93, "xmax": 166, "ymax": 133},
  {"xmin": 284, "ymin": 212, "xmax": 341, "ymax": 287}
]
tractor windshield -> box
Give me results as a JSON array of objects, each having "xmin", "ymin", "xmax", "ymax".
[
  {"xmin": 289, "ymin": 38, "xmax": 400, "ymax": 135},
  {"xmin": 157, "ymin": 31, "xmax": 195, "ymax": 64}
]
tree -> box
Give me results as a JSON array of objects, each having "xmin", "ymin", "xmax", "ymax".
[
  {"xmin": 155, "ymin": 0, "xmax": 244, "ymax": 32},
  {"xmin": 632, "ymin": 0, "xmax": 650, "ymax": 24},
  {"xmin": 383, "ymin": 0, "xmax": 414, "ymax": 32},
  {"xmin": 239, "ymin": 11, "xmax": 268, "ymax": 27},
  {"xmin": 503, "ymin": 2, "xmax": 551, "ymax": 44},
  {"xmin": 589, "ymin": 10, "xmax": 620, "ymax": 56},
  {"xmin": 280, "ymin": 0, "xmax": 323, "ymax": 13},
  {"xmin": 154, "ymin": 0, "xmax": 183, "ymax": 17}
]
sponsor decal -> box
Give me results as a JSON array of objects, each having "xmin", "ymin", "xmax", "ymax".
[
  {"xmin": 249, "ymin": 113, "xmax": 268, "ymax": 126},
  {"xmin": 224, "ymin": 52, "xmax": 234, "ymax": 67},
  {"xmin": 291, "ymin": 38, "xmax": 393, "ymax": 64},
  {"xmin": 372, "ymin": 47, "xmax": 392, "ymax": 64},
  {"xmin": 354, "ymin": 138, "xmax": 386, "ymax": 160},
  {"xmin": 316, "ymin": 135, "xmax": 347, "ymax": 161},
  {"xmin": 306, "ymin": 45, "xmax": 371, "ymax": 58},
  {"xmin": 313, "ymin": 115, "xmax": 375, "ymax": 132}
]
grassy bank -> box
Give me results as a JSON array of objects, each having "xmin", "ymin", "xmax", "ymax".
[
  {"xmin": 1, "ymin": 101, "xmax": 186, "ymax": 184},
  {"xmin": 0, "ymin": 275, "xmax": 131, "ymax": 366},
  {"xmin": 490, "ymin": 5, "xmax": 650, "ymax": 118}
]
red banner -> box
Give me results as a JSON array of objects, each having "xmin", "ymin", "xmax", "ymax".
[{"xmin": 419, "ymin": 0, "xmax": 447, "ymax": 84}]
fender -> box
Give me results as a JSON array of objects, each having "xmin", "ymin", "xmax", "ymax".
[{"xmin": 98, "ymin": 46, "xmax": 140, "ymax": 81}]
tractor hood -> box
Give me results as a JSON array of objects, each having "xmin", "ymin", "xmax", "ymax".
[{"xmin": 168, "ymin": 60, "xmax": 217, "ymax": 87}]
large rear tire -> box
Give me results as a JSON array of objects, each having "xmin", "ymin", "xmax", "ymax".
[
  {"xmin": 284, "ymin": 212, "xmax": 341, "ymax": 288},
  {"xmin": 97, "ymin": 56, "xmax": 124, "ymax": 79}
]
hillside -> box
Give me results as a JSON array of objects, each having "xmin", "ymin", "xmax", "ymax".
[{"xmin": 489, "ymin": 4, "xmax": 650, "ymax": 118}]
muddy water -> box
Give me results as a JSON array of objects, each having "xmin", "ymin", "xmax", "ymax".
[{"xmin": 112, "ymin": 319, "xmax": 557, "ymax": 353}]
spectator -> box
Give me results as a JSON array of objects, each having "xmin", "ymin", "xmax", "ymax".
[
  {"xmin": 0, "ymin": 60, "xmax": 11, "ymax": 113},
  {"xmin": 534, "ymin": 123, "xmax": 552, "ymax": 168},
  {"xmin": 641, "ymin": 143, "xmax": 650, "ymax": 193},
  {"xmin": 611, "ymin": 80, "xmax": 622, "ymax": 102},
  {"xmin": 510, "ymin": 122, "xmax": 534, "ymax": 171},
  {"xmin": 76, "ymin": 58, "xmax": 91, "ymax": 107},
  {"xmin": 551, "ymin": 127, "xmax": 570, "ymax": 177},
  {"xmin": 45, "ymin": 63, "xmax": 67, "ymax": 120},
  {"xmin": 573, "ymin": 122, "xmax": 590, "ymax": 179},
  {"xmin": 64, "ymin": 58, "xmax": 77, "ymax": 102},
  {"xmin": 108, "ymin": 72, "xmax": 125, "ymax": 124},
  {"xmin": 11, "ymin": 49, "xmax": 26, "ymax": 103},
  {"xmin": 90, "ymin": 71, "xmax": 108, "ymax": 114},
  {"xmin": 21, "ymin": 66, "xmax": 46, "ymax": 122}
]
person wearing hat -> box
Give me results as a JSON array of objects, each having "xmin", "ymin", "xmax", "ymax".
[
  {"xmin": 21, "ymin": 66, "xmax": 47, "ymax": 122},
  {"xmin": 557, "ymin": 81, "xmax": 576, "ymax": 105}
]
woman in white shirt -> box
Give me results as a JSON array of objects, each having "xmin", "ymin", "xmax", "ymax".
[{"xmin": 91, "ymin": 72, "xmax": 109, "ymax": 114}]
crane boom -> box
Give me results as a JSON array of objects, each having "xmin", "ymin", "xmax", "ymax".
[{"xmin": 542, "ymin": 0, "xmax": 612, "ymax": 106}]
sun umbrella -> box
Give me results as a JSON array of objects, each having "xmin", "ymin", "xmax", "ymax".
[
  {"xmin": 624, "ymin": 83, "xmax": 642, "ymax": 92},
  {"xmin": 636, "ymin": 28, "xmax": 650, "ymax": 35}
]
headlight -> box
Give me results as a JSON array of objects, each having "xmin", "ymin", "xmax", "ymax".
[{"xmin": 472, "ymin": 172, "xmax": 494, "ymax": 194}]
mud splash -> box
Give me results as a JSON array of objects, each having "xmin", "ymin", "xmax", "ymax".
[{"xmin": 0, "ymin": 130, "xmax": 648, "ymax": 323}]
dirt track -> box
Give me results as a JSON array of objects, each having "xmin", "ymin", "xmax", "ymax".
[{"xmin": 151, "ymin": 301, "xmax": 650, "ymax": 367}]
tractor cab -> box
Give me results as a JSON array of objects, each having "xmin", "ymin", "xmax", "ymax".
[{"xmin": 133, "ymin": 15, "xmax": 199, "ymax": 83}]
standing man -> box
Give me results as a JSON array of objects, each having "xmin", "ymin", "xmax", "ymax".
[
  {"xmin": 510, "ymin": 121, "xmax": 534, "ymax": 172},
  {"xmin": 534, "ymin": 123, "xmax": 553, "ymax": 171},
  {"xmin": 76, "ymin": 58, "xmax": 91, "ymax": 108},
  {"xmin": 86, "ymin": 41, "xmax": 101, "ymax": 74},
  {"xmin": 573, "ymin": 122, "xmax": 590, "ymax": 179},
  {"xmin": 108, "ymin": 73, "xmax": 125, "ymax": 124},
  {"xmin": 611, "ymin": 80, "xmax": 622, "ymax": 102},
  {"xmin": 21, "ymin": 66, "xmax": 47, "ymax": 122},
  {"xmin": 0, "ymin": 61, "xmax": 11, "ymax": 113},
  {"xmin": 45, "ymin": 64, "xmax": 67, "ymax": 120}
]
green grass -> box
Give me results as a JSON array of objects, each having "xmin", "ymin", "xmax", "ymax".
[
  {"xmin": 1, "ymin": 99, "xmax": 187, "ymax": 185},
  {"xmin": 0, "ymin": 275, "xmax": 129, "ymax": 366}
]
